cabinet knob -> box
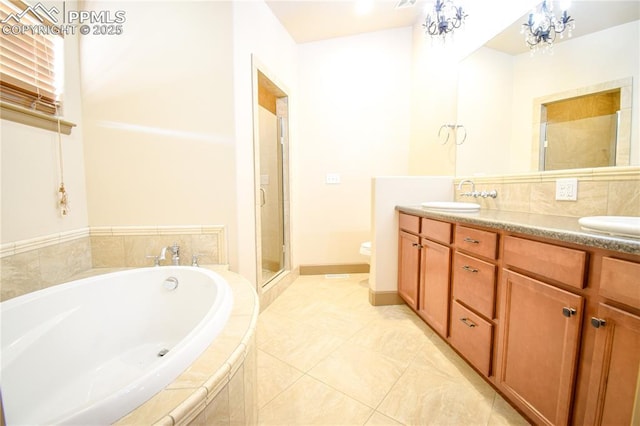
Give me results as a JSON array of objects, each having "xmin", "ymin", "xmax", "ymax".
[
  {"xmin": 590, "ymin": 317, "xmax": 606, "ymax": 328},
  {"xmin": 463, "ymin": 237, "xmax": 480, "ymax": 244},
  {"xmin": 562, "ymin": 307, "xmax": 577, "ymax": 318},
  {"xmin": 460, "ymin": 317, "xmax": 477, "ymax": 328},
  {"xmin": 461, "ymin": 265, "xmax": 479, "ymax": 273},
  {"xmin": 412, "ymin": 243, "xmax": 423, "ymax": 249}
]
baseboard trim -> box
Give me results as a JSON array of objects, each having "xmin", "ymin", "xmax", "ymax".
[
  {"xmin": 368, "ymin": 289, "xmax": 404, "ymax": 306},
  {"xmin": 299, "ymin": 263, "xmax": 370, "ymax": 275}
]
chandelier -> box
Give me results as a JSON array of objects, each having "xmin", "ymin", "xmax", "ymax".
[
  {"xmin": 522, "ymin": 0, "xmax": 575, "ymax": 52},
  {"xmin": 423, "ymin": 0, "xmax": 467, "ymax": 41}
]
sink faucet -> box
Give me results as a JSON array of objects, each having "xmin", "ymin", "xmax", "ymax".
[
  {"xmin": 457, "ymin": 179, "xmax": 498, "ymax": 198},
  {"xmin": 159, "ymin": 243, "xmax": 180, "ymax": 266},
  {"xmin": 457, "ymin": 179, "xmax": 478, "ymax": 197}
]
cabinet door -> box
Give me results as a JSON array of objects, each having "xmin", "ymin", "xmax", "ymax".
[
  {"xmin": 398, "ymin": 230, "xmax": 420, "ymax": 309},
  {"xmin": 417, "ymin": 238, "xmax": 451, "ymax": 337},
  {"xmin": 584, "ymin": 303, "xmax": 640, "ymax": 426},
  {"xmin": 497, "ymin": 270, "xmax": 584, "ymax": 425}
]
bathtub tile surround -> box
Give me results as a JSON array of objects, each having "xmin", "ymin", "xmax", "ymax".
[
  {"xmin": 115, "ymin": 267, "xmax": 258, "ymax": 425},
  {"xmin": 91, "ymin": 225, "xmax": 226, "ymax": 268},
  {"xmin": 0, "ymin": 225, "xmax": 226, "ymax": 301},
  {"xmin": 454, "ymin": 166, "xmax": 640, "ymax": 217},
  {"xmin": 0, "ymin": 233, "xmax": 91, "ymax": 301},
  {"xmin": 257, "ymin": 274, "xmax": 528, "ymax": 425}
]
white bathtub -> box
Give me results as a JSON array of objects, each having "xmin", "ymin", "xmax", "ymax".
[{"xmin": 0, "ymin": 266, "xmax": 233, "ymax": 425}]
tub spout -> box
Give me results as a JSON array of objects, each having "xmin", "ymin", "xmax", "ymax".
[{"xmin": 159, "ymin": 243, "xmax": 180, "ymax": 266}]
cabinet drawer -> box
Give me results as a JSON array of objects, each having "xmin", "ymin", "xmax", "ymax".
[
  {"xmin": 450, "ymin": 300, "xmax": 493, "ymax": 376},
  {"xmin": 600, "ymin": 257, "xmax": 640, "ymax": 309},
  {"xmin": 455, "ymin": 226, "xmax": 498, "ymax": 259},
  {"xmin": 399, "ymin": 213, "xmax": 420, "ymax": 234},
  {"xmin": 420, "ymin": 218, "xmax": 451, "ymax": 244},
  {"xmin": 453, "ymin": 252, "xmax": 497, "ymax": 319},
  {"xmin": 503, "ymin": 236, "xmax": 587, "ymax": 289}
]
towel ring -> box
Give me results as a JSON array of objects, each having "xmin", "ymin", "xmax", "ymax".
[
  {"xmin": 438, "ymin": 124, "xmax": 451, "ymax": 145},
  {"xmin": 455, "ymin": 125, "xmax": 467, "ymax": 145}
]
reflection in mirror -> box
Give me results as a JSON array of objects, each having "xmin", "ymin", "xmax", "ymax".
[
  {"xmin": 455, "ymin": 1, "xmax": 639, "ymax": 176},
  {"xmin": 539, "ymin": 84, "xmax": 628, "ymax": 171}
]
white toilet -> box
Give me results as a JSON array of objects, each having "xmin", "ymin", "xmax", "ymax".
[{"xmin": 360, "ymin": 241, "xmax": 371, "ymax": 264}]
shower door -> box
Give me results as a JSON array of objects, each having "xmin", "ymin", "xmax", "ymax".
[{"xmin": 255, "ymin": 67, "xmax": 289, "ymax": 287}]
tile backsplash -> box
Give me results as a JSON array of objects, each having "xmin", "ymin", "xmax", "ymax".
[
  {"xmin": 454, "ymin": 166, "xmax": 640, "ymax": 217},
  {"xmin": 1, "ymin": 225, "xmax": 227, "ymax": 301}
]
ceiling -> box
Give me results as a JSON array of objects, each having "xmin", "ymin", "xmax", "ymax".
[
  {"xmin": 264, "ymin": 0, "xmax": 426, "ymax": 43},
  {"xmin": 265, "ymin": 1, "xmax": 640, "ymax": 54}
]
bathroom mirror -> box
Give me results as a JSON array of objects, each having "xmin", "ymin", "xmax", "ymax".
[{"xmin": 454, "ymin": 1, "xmax": 639, "ymax": 176}]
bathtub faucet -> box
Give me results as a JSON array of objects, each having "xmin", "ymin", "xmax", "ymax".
[{"xmin": 159, "ymin": 243, "xmax": 180, "ymax": 266}]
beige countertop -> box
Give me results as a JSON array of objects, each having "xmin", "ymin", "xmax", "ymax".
[{"xmin": 397, "ymin": 206, "xmax": 640, "ymax": 256}]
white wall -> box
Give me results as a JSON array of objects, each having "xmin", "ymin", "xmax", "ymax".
[
  {"xmin": 296, "ymin": 28, "xmax": 413, "ymax": 266},
  {"xmin": 456, "ymin": 47, "xmax": 514, "ymax": 176},
  {"xmin": 232, "ymin": 0, "xmax": 298, "ymax": 283},
  {"xmin": 80, "ymin": 2, "xmax": 237, "ymax": 261},
  {"xmin": 1, "ymin": 1, "xmax": 88, "ymax": 243},
  {"xmin": 370, "ymin": 176, "xmax": 453, "ymax": 293}
]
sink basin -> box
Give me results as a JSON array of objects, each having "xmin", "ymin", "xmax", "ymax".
[
  {"xmin": 579, "ymin": 216, "xmax": 640, "ymax": 238},
  {"xmin": 421, "ymin": 201, "xmax": 481, "ymax": 213}
]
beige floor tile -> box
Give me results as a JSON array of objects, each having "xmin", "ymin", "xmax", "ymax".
[
  {"xmin": 411, "ymin": 334, "xmax": 490, "ymax": 389},
  {"xmin": 377, "ymin": 362, "xmax": 496, "ymax": 425},
  {"xmin": 259, "ymin": 322, "xmax": 345, "ymax": 372},
  {"xmin": 257, "ymin": 274, "xmax": 529, "ymax": 425},
  {"xmin": 257, "ymin": 350, "xmax": 304, "ymax": 409},
  {"xmin": 365, "ymin": 411, "xmax": 403, "ymax": 425},
  {"xmin": 308, "ymin": 341, "xmax": 405, "ymax": 408},
  {"xmin": 258, "ymin": 374, "xmax": 373, "ymax": 425},
  {"xmin": 257, "ymin": 308, "xmax": 312, "ymax": 349},
  {"xmin": 488, "ymin": 395, "xmax": 532, "ymax": 426},
  {"xmin": 347, "ymin": 311, "xmax": 433, "ymax": 367}
]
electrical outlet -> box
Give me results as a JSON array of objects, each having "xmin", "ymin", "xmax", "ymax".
[
  {"xmin": 555, "ymin": 178, "xmax": 578, "ymax": 201},
  {"xmin": 325, "ymin": 173, "xmax": 341, "ymax": 184}
]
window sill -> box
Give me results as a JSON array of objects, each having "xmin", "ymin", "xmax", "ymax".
[{"xmin": 0, "ymin": 102, "xmax": 76, "ymax": 135}]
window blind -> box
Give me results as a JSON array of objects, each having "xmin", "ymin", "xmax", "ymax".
[{"xmin": 0, "ymin": 0, "xmax": 61, "ymax": 115}]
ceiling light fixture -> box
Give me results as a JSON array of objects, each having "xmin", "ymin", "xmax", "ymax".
[
  {"xmin": 522, "ymin": 0, "xmax": 575, "ymax": 52},
  {"xmin": 395, "ymin": 0, "xmax": 417, "ymax": 9},
  {"xmin": 423, "ymin": 0, "xmax": 467, "ymax": 41}
]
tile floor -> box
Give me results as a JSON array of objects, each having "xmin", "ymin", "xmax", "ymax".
[{"xmin": 256, "ymin": 273, "xmax": 531, "ymax": 425}]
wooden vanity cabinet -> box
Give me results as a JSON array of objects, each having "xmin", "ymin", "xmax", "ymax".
[
  {"xmin": 417, "ymin": 238, "xmax": 451, "ymax": 337},
  {"xmin": 398, "ymin": 230, "xmax": 420, "ymax": 309},
  {"xmin": 583, "ymin": 256, "xmax": 640, "ymax": 426},
  {"xmin": 449, "ymin": 226, "xmax": 498, "ymax": 377},
  {"xmin": 396, "ymin": 211, "xmax": 640, "ymax": 425},
  {"xmin": 397, "ymin": 213, "xmax": 421, "ymax": 309},
  {"xmin": 497, "ymin": 269, "xmax": 584, "ymax": 426},
  {"xmin": 497, "ymin": 236, "xmax": 587, "ymax": 425},
  {"xmin": 397, "ymin": 214, "xmax": 452, "ymax": 337},
  {"xmin": 584, "ymin": 303, "xmax": 640, "ymax": 425}
]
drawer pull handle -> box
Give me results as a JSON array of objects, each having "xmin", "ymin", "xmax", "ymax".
[
  {"xmin": 462, "ymin": 265, "xmax": 479, "ymax": 273},
  {"xmin": 460, "ymin": 317, "xmax": 476, "ymax": 328},
  {"xmin": 463, "ymin": 237, "xmax": 480, "ymax": 244},
  {"xmin": 591, "ymin": 317, "xmax": 606, "ymax": 328},
  {"xmin": 562, "ymin": 307, "xmax": 577, "ymax": 318}
]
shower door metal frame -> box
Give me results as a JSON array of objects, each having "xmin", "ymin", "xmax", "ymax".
[{"xmin": 251, "ymin": 57, "xmax": 291, "ymax": 289}]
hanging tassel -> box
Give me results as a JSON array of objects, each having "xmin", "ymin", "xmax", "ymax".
[
  {"xmin": 58, "ymin": 183, "xmax": 69, "ymax": 216},
  {"xmin": 56, "ymin": 115, "xmax": 69, "ymax": 217}
]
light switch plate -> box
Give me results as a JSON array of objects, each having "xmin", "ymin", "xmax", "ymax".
[
  {"xmin": 556, "ymin": 178, "xmax": 578, "ymax": 201},
  {"xmin": 326, "ymin": 173, "xmax": 341, "ymax": 184}
]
